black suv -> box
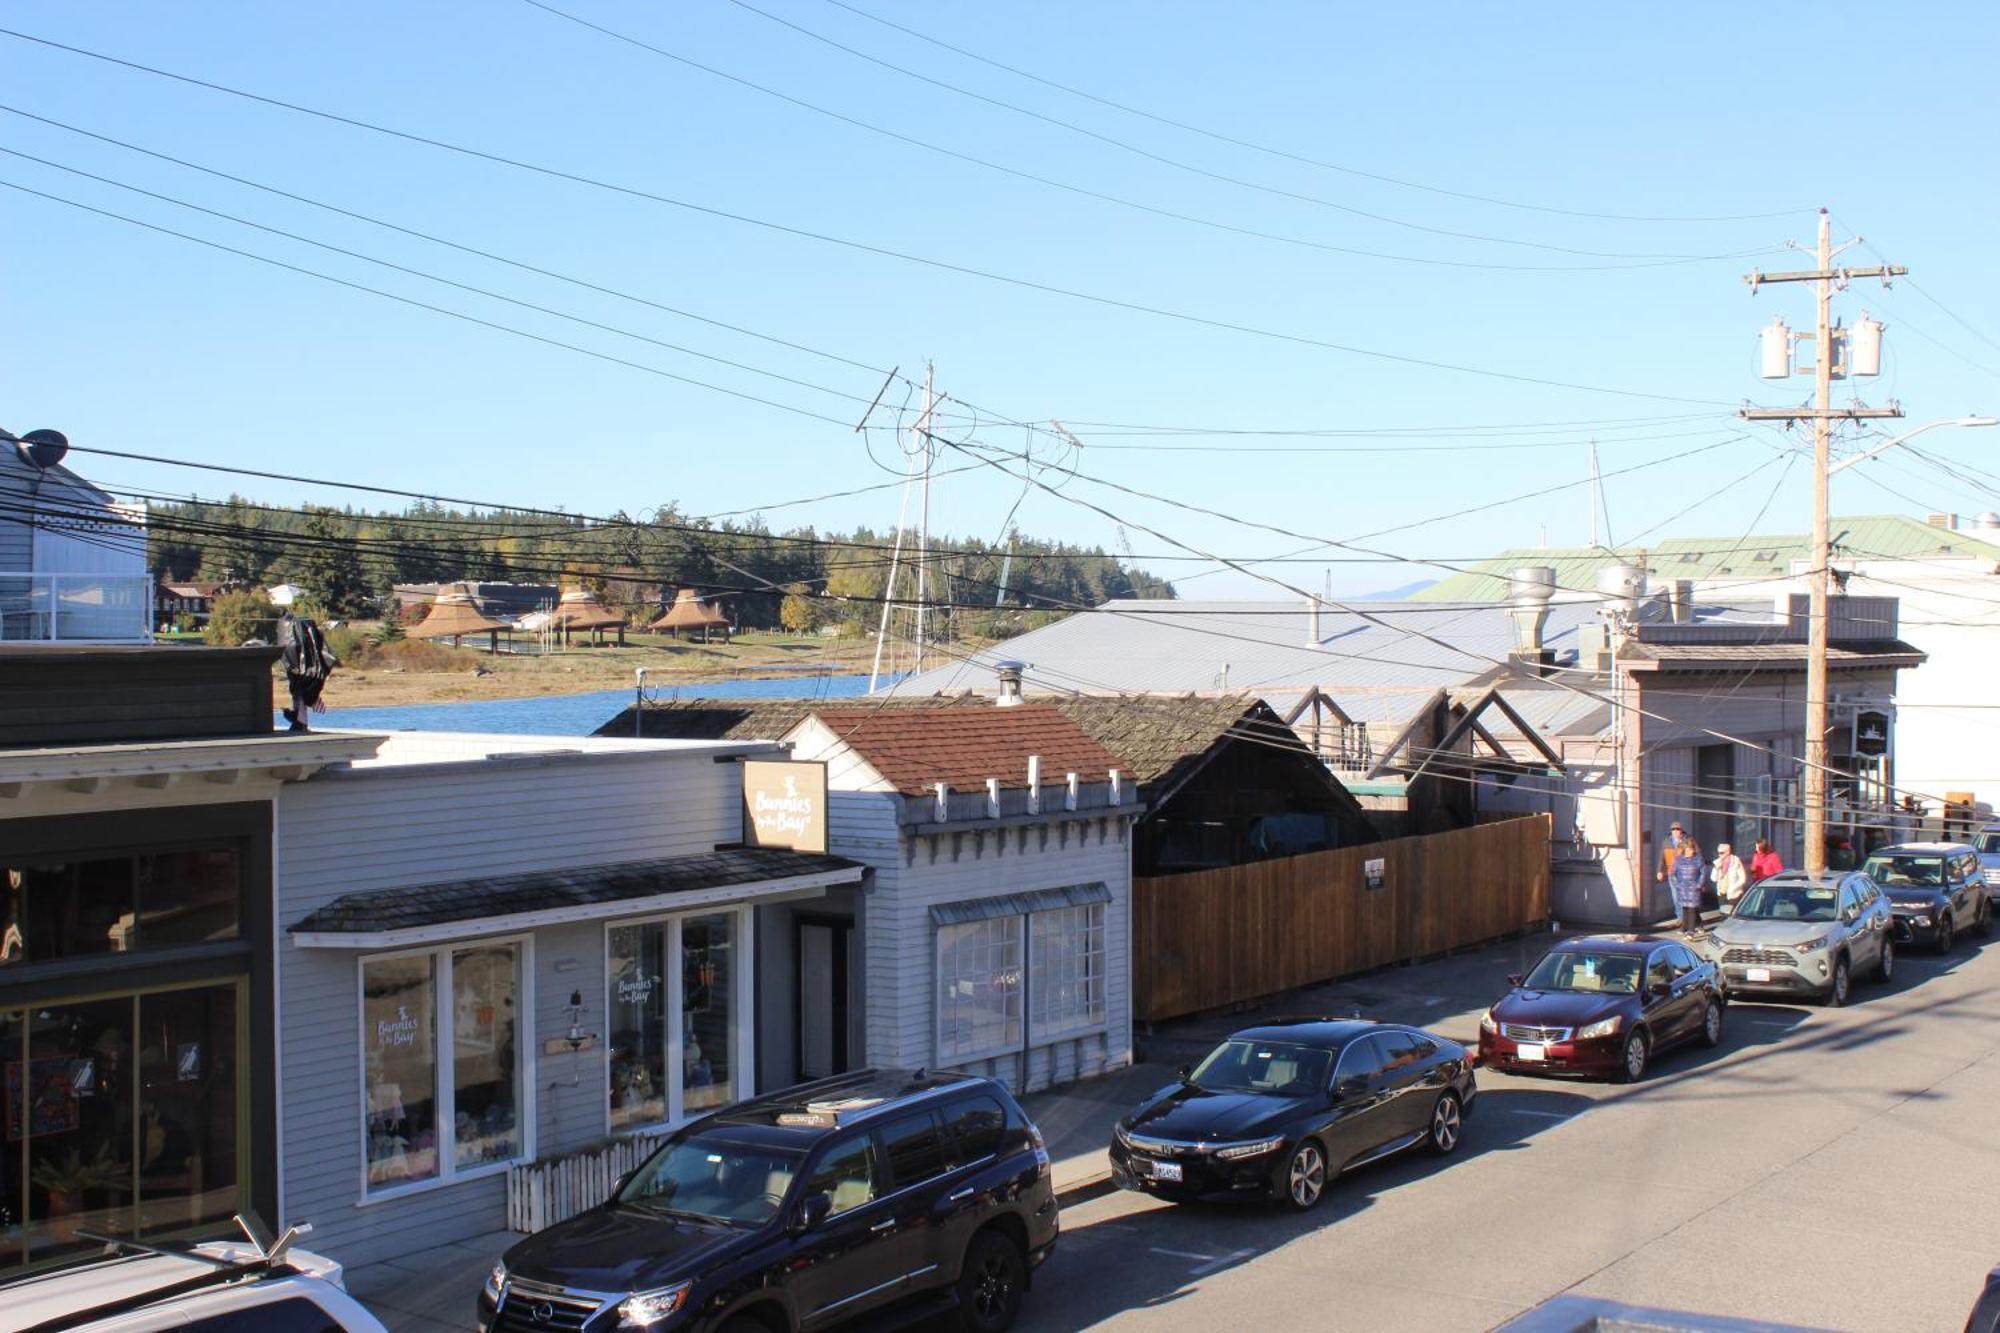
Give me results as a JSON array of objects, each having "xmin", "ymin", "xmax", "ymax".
[{"xmin": 477, "ymin": 1069, "xmax": 1058, "ymax": 1333}]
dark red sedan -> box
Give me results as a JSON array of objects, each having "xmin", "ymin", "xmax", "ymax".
[{"xmin": 1477, "ymin": 934, "xmax": 1726, "ymax": 1082}]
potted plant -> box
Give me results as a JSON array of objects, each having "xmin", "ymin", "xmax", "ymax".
[{"xmin": 32, "ymin": 1144, "xmax": 127, "ymax": 1240}]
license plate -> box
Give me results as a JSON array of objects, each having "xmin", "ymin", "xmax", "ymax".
[
  {"xmin": 1746, "ymin": 967, "xmax": 1771, "ymax": 982},
  {"xmin": 1516, "ymin": 1043, "xmax": 1546, "ymax": 1061},
  {"xmin": 1145, "ymin": 1159, "xmax": 1182, "ymax": 1182}
]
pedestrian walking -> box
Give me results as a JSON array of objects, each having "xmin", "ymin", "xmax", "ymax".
[
  {"xmin": 1657, "ymin": 821, "xmax": 1706, "ymax": 932},
  {"xmin": 1750, "ymin": 838, "xmax": 1783, "ymax": 883},
  {"xmin": 1711, "ymin": 842, "xmax": 1747, "ymax": 913}
]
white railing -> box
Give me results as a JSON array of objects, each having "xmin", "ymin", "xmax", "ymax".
[
  {"xmin": 505, "ymin": 1132, "xmax": 667, "ymax": 1233},
  {"xmin": 0, "ymin": 572, "xmax": 153, "ymax": 642}
]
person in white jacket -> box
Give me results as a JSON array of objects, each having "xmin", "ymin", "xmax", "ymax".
[{"xmin": 1711, "ymin": 842, "xmax": 1748, "ymax": 912}]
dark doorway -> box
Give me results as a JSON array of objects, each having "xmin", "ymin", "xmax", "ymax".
[
  {"xmin": 1695, "ymin": 744, "xmax": 1736, "ymax": 898},
  {"xmin": 795, "ymin": 918, "xmax": 851, "ymax": 1080}
]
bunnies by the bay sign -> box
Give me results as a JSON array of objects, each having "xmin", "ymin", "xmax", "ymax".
[{"xmin": 742, "ymin": 760, "xmax": 828, "ymax": 854}]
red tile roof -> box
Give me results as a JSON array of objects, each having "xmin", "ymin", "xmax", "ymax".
[{"xmin": 804, "ymin": 704, "xmax": 1121, "ymax": 796}]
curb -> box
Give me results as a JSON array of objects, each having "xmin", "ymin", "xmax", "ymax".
[{"xmin": 1054, "ymin": 1171, "xmax": 1118, "ymax": 1207}]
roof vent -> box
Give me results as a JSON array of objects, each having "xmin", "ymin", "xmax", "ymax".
[
  {"xmin": 994, "ymin": 660, "xmax": 1026, "ymax": 707},
  {"xmin": 1506, "ymin": 566, "xmax": 1555, "ymax": 672},
  {"xmin": 1978, "ymin": 512, "xmax": 2000, "ymax": 533},
  {"xmin": 6, "ymin": 427, "xmax": 69, "ymax": 470},
  {"xmin": 1927, "ymin": 513, "xmax": 1957, "ymax": 529},
  {"xmin": 1596, "ymin": 562, "xmax": 1645, "ymax": 620}
]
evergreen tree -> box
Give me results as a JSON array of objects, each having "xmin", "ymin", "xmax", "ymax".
[{"xmin": 297, "ymin": 506, "xmax": 372, "ymax": 618}]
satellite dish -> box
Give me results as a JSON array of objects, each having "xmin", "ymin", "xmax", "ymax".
[{"xmin": 16, "ymin": 428, "xmax": 70, "ymax": 470}]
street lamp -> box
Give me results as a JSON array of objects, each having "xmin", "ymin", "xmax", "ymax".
[{"xmin": 1827, "ymin": 415, "xmax": 1998, "ymax": 476}]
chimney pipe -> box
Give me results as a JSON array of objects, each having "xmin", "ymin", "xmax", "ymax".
[
  {"xmin": 1306, "ymin": 596, "xmax": 1321, "ymax": 648},
  {"xmin": 1506, "ymin": 566, "xmax": 1556, "ymax": 674},
  {"xmin": 994, "ymin": 660, "xmax": 1026, "ymax": 706},
  {"xmin": 1670, "ymin": 579, "xmax": 1695, "ymax": 624}
]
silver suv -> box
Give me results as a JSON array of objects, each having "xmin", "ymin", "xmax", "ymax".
[
  {"xmin": 1974, "ymin": 825, "xmax": 2000, "ymax": 907},
  {"xmin": 1699, "ymin": 870, "xmax": 1895, "ymax": 1006}
]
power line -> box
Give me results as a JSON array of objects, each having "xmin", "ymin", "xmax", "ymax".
[
  {"xmin": 816, "ymin": 0, "xmax": 1802, "ymax": 226},
  {"xmin": 0, "ymin": 24, "xmax": 1732, "ymax": 406}
]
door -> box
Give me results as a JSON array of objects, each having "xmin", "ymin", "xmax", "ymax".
[
  {"xmin": 1953, "ymin": 855, "xmax": 1981, "ymax": 927},
  {"xmin": 797, "ymin": 919, "xmax": 851, "ymax": 1081},
  {"xmin": 1323, "ymin": 1035, "xmax": 1398, "ymax": 1168},
  {"xmin": 789, "ymin": 1135, "xmax": 906, "ymax": 1329},
  {"xmin": 1370, "ymin": 1029, "xmax": 1440, "ymax": 1139},
  {"xmin": 1838, "ymin": 882, "xmax": 1877, "ymax": 970},
  {"xmin": 1642, "ymin": 950, "xmax": 1693, "ymax": 1042},
  {"xmin": 929, "ymin": 1095, "xmax": 1009, "ymax": 1278},
  {"xmin": 873, "ymin": 1110, "xmax": 956, "ymax": 1290}
]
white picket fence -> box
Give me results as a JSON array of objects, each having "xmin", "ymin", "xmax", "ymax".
[{"xmin": 506, "ymin": 1133, "xmax": 667, "ymax": 1233}]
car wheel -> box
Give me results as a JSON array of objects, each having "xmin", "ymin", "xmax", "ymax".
[
  {"xmin": 1936, "ymin": 917, "xmax": 1955, "ymax": 954},
  {"xmin": 1699, "ymin": 999, "xmax": 1724, "ymax": 1048},
  {"xmin": 1614, "ymin": 1029, "xmax": 1649, "ymax": 1083},
  {"xmin": 1875, "ymin": 937, "xmax": 1895, "ymax": 983},
  {"xmin": 1280, "ymin": 1139, "xmax": 1328, "ymax": 1211},
  {"xmin": 1426, "ymin": 1092, "xmax": 1464, "ymax": 1156},
  {"xmin": 1822, "ymin": 956, "xmax": 1850, "ymax": 1007},
  {"xmin": 955, "ymin": 1230, "xmax": 1027, "ymax": 1333}
]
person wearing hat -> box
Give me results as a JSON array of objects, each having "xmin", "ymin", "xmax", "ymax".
[{"xmin": 1657, "ymin": 821, "xmax": 1706, "ymax": 932}]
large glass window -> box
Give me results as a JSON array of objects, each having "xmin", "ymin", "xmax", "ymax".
[
  {"xmin": 1029, "ymin": 904, "xmax": 1106, "ymax": 1042},
  {"xmin": 362, "ymin": 955, "xmax": 437, "ymax": 1190},
  {"xmin": 607, "ymin": 910, "xmax": 750, "ymax": 1132},
  {"xmin": 608, "ymin": 924, "xmax": 668, "ymax": 1132},
  {"xmin": 2, "ymin": 848, "xmax": 241, "ymax": 969},
  {"xmin": 936, "ymin": 918, "xmax": 1023, "ymax": 1061},
  {"xmin": 361, "ymin": 943, "xmax": 524, "ymax": 1194},
  {"xmin": 1, "ymin": 982, "xmax": 246, "ymax": 1273}
]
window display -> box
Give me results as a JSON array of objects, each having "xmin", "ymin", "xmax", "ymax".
[
  {"xmin": 608, "ymin": 924, "xmax": 668, "ymax": 1131},
  {"xmin": 451, "ymin": 945, "xmax": 520, "ymax": 1170},
  {"xmin": 362, "ymin": 954, "xmax": 438, "ymax": 1189},
  {"xmin": 681, "ymin": 915, "xmax": 735, "ymax": 1114},
  {"xmin": 606, "ymin": 909, "xmax": 747, "ymax": 1131}
]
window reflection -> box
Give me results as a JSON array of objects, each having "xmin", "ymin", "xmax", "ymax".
[
  {"xmin": 451, "ymin": 946, "xmax": 520, "ymax": 1169},
  {"xmin": 682, "ymin": 916, "xmax": 734, "ymax": 1115},
  {"xmin": 1, "ymin": 849, "xmax": 242, "ymax": 969},
  {"xmin": 362, "ymin": 956, "xmax": 438, "ymax": 1188},
  {"xmin": 608, "ymin": 925, "xmax": 668, "ymax": 1131}
]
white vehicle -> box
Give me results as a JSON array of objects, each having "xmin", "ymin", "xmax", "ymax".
[{"xmin": 0, "ymin": 1216, "xmax": 385, "ymax": 1333}]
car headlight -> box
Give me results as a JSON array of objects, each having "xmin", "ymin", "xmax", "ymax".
[
  {"xmin": 1576, "ymin": 1016, "xmax": 1622, "ymax": 1040},
  {"xmin": 1479, "ymin": 1009, "xmax": 1497, "ymax": 1034},
  {"xmin": 1794, "ymin": 934, "xmax": 1830, "ymax": 954},
  {"xmin": 482, "ymin": 1263, "xmax": 507, "ymax": 1305},
  {"xmin": 618, "ymin": 1281, "xmax": 693, "ymax": 1328},
  {"xmin": 1211, "ymin": 1136, "xmax": 1285, "ymax": 1161}
]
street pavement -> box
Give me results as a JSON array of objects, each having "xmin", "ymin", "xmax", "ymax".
[{"xmin": 987, "ymin": 925, "xmax": 2000, "ymax": 1333}]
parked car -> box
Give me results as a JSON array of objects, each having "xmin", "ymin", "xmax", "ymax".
[
  {"xmin": 1863, "ymin": 842, "xmax": 1993, "ymax": 952},
  {"xmin": 1108, "ymin": 1018, "xmax": 1476, "ymax": 1212},
  {"xmin": 479, "ymin": 1069, "xmax": 1057, "ymax": 1333},
  {"xmin": 1699, "ymin": 870, "xmax": 1895, "ymax": 1005},
  {"xmin": 1478, "ymin": 934, "xmax": 1724, "ymax": 1083},
  {"xmin": 1974, "ymin": 826, "xmax": 2000, "ymax": 908},
  {"xmin": 1967, "ymin": 1261, "xmax": 2000, "ymax": 1333},
  {"xmin": 0, "ymin": 1216, "xmax": 383, "ymax": 1333}
]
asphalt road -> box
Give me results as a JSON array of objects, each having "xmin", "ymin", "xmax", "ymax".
[{"xmin": 998, "ymin": 926, "xmax": 2000, "ymax": 1333}]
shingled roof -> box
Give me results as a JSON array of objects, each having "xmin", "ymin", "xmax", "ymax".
[{"xmin": 800, "ymin": 704, "xmax": 1121, "ymax": 796}]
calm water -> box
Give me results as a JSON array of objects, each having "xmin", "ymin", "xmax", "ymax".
[{"xmin": 305, "ymin": 672, "xmax": 894, "ymax": 736}]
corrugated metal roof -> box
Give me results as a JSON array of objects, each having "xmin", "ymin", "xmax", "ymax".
[{"xmin": 1415, "ymin": 514, "xmax": 2000, "ymax": 602}]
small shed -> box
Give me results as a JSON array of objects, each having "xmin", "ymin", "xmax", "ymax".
[
  {"xmin": 410, "ymin": 585, "xmax": 512, "ymax": 651},
  {"xmin": 650, "ymin": 588, "xmax": 731, "ymax": 642}
]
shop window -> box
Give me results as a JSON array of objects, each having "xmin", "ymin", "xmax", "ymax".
[
  {"xmin": 936, "ymin": 917, "xmax": 1023, "ymax": 1061},
  {"xmin": 2, "ymin": 848, "xmax": 242, "ymax": 969},
  {"xmin": 606, "ymin": 911, "xmax": 746, "ymax": 1132},
  {"xmin": 1029, "ymin": 904, "xmax": 1106, "ymax": 1042},
  {"xmin": 361, "ymin": 942, "xmax": 524, "ymax": 1196}
]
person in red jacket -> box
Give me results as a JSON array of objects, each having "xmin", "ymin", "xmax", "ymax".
[{"xmin": 1749, "ymin": 838, "xmax": 1783, "ymax": 884}]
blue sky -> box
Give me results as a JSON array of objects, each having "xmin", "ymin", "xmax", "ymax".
[{"xmin": 4, "ymin": 1, "xmax": 1997, "ymax": 597}]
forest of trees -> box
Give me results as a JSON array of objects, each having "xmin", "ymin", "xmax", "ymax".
[{"xmin": 148, "ymin": 497, "xmax": 1175, "ymax": 635}]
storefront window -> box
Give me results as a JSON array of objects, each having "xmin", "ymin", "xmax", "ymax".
[
  {"xmin": 363, "ymin": 955, "xmax": 438, "ymax": 1190},
  {"xmin": 2, "ymin": 848, "xmax": 242, "ymax": 969},
  {"xmin": 361, "ymin": 944, "xmax": 526, "ymax": 1195},
  {"xmin": 607, "ymin": 910, "xmax": 749, "ymax": 1131},
  {"xmin": 1029, "ymin": 904, "xmax": 1106, "ymax": 1041},
  {"xmin": 608, "ymin": 925, "xmax": 668, "ymax": 1131},
  {"xmin": 451, "ymin": 946, "xmax": 520, "ymax": 1170},
  {"xmin": 682, "ymin": 915, "xmax": 735, "ymax": 1115},
  {"xmin": 136, "ymin": 986, "xmax": 240, "ymax": 1235},
  {"xmin": 937, "ymin": 918, "xmax": 1023, "ymax": 1061}
]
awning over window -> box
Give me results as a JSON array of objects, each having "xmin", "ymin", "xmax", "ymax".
[
  {"xmin": 290, "ymin": 847, "xmax": 863, "ymax": 948},
  {"xmin": 930, "ymin": 881, "xmax": 1110, "ymax": 927}
]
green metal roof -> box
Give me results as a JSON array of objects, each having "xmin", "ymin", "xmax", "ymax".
[{"xmin": 1414, "ymin": 514, "xmax": 2000, "ymax": 602}]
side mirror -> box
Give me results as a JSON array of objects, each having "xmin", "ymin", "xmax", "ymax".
[
  {"xmin": 790, "ymin": 1192, "xmax": 832, "ymax": 1235},
  {"xmin": 607, "ymin": 1170, "xmax": 633, "ymax": 1202},
  {"xmin": 1333, "ymin": 1076, "xmax": 1366, "ymax": 1100},
  {"xmin": 1175, "ymin": 1064, "xmax": 1193, "ymax": 1083},
  {"xmin": 1505, "ymin": 973, "xmax": 1525, "ymax": 988}
]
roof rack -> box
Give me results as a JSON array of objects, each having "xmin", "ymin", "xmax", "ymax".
[{"xmin": 14, "ymin": 1214, "xmax": 312, "ymax": 1333}]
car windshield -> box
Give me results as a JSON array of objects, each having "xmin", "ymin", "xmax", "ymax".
[
  {"xmin": 1975, "ymin": 833, "xmax": 2000, "ymax": 854},
  {"xmin": 1188, "ymin": 1039, "xmax": 1331, "ymax": 1095},
  {"xmin": 1733, "ymin": 882, "xmax": 1840, "ymax": 922},
  {"xmin": 1863, "ymin": 855, "xmax": 1945, "ymax": 887},
  {"xmin": 616, "ymin": 1130, "xmax": 806, "ymax": 1226},
  {"xmin": 1521, "ymin": 951, "xmax": 1642, "ymax": 994}
]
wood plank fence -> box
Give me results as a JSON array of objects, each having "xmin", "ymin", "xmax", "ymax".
[
  {"xmin": 506, "ymin": 1132, "xmax": 667, "ymax": 1233},
  {"xmin": 1132, "ymin": 814, "xmax": 1551, "ymax": 1022}
]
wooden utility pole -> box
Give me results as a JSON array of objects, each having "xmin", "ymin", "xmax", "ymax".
[
  {"xmin": 913, "ymin": 363, "xmax": 935, "ymax": 675},
  {"xmin": 1741, "ymin": 209, "xmax": 1905, "ymax": 876}
]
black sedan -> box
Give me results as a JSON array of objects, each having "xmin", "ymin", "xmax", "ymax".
[{"xmin": 1109, "ymin": 1019, "xmax": 1476, "ymax": 1211}]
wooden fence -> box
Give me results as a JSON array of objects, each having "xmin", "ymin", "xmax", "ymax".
[
  {"xmin": 1132, "ymin": 814, "xmax": 1551, "ymax": 1022},
  {"xmin": 506, "ymin": 1132, "xmax": 666, "ymax": 1233}
]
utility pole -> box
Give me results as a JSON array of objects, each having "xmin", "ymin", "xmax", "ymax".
[
  {"xmin": 912, "ymin": 363, "xmax": 936, "ymax": 674},
  {"xmin": 1741, "ymin": 208, "xmax": 1904, "ymax": 876}
]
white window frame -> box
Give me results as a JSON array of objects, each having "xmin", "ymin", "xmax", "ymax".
[
  {"xmin": 1028, "ymin": 902, "xmax": 1107, "ymax": 1043},
  {"xmin": 604, "ymin": 904, "xmax": 756, "ymax": 1136},
  {"xmin": 356, "ymin": 933, "xmax": 536, "ymax": 1203},
  {"xmin": 935, "ymin": 915, "xmax": 1026, "ymax": 1065}
]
